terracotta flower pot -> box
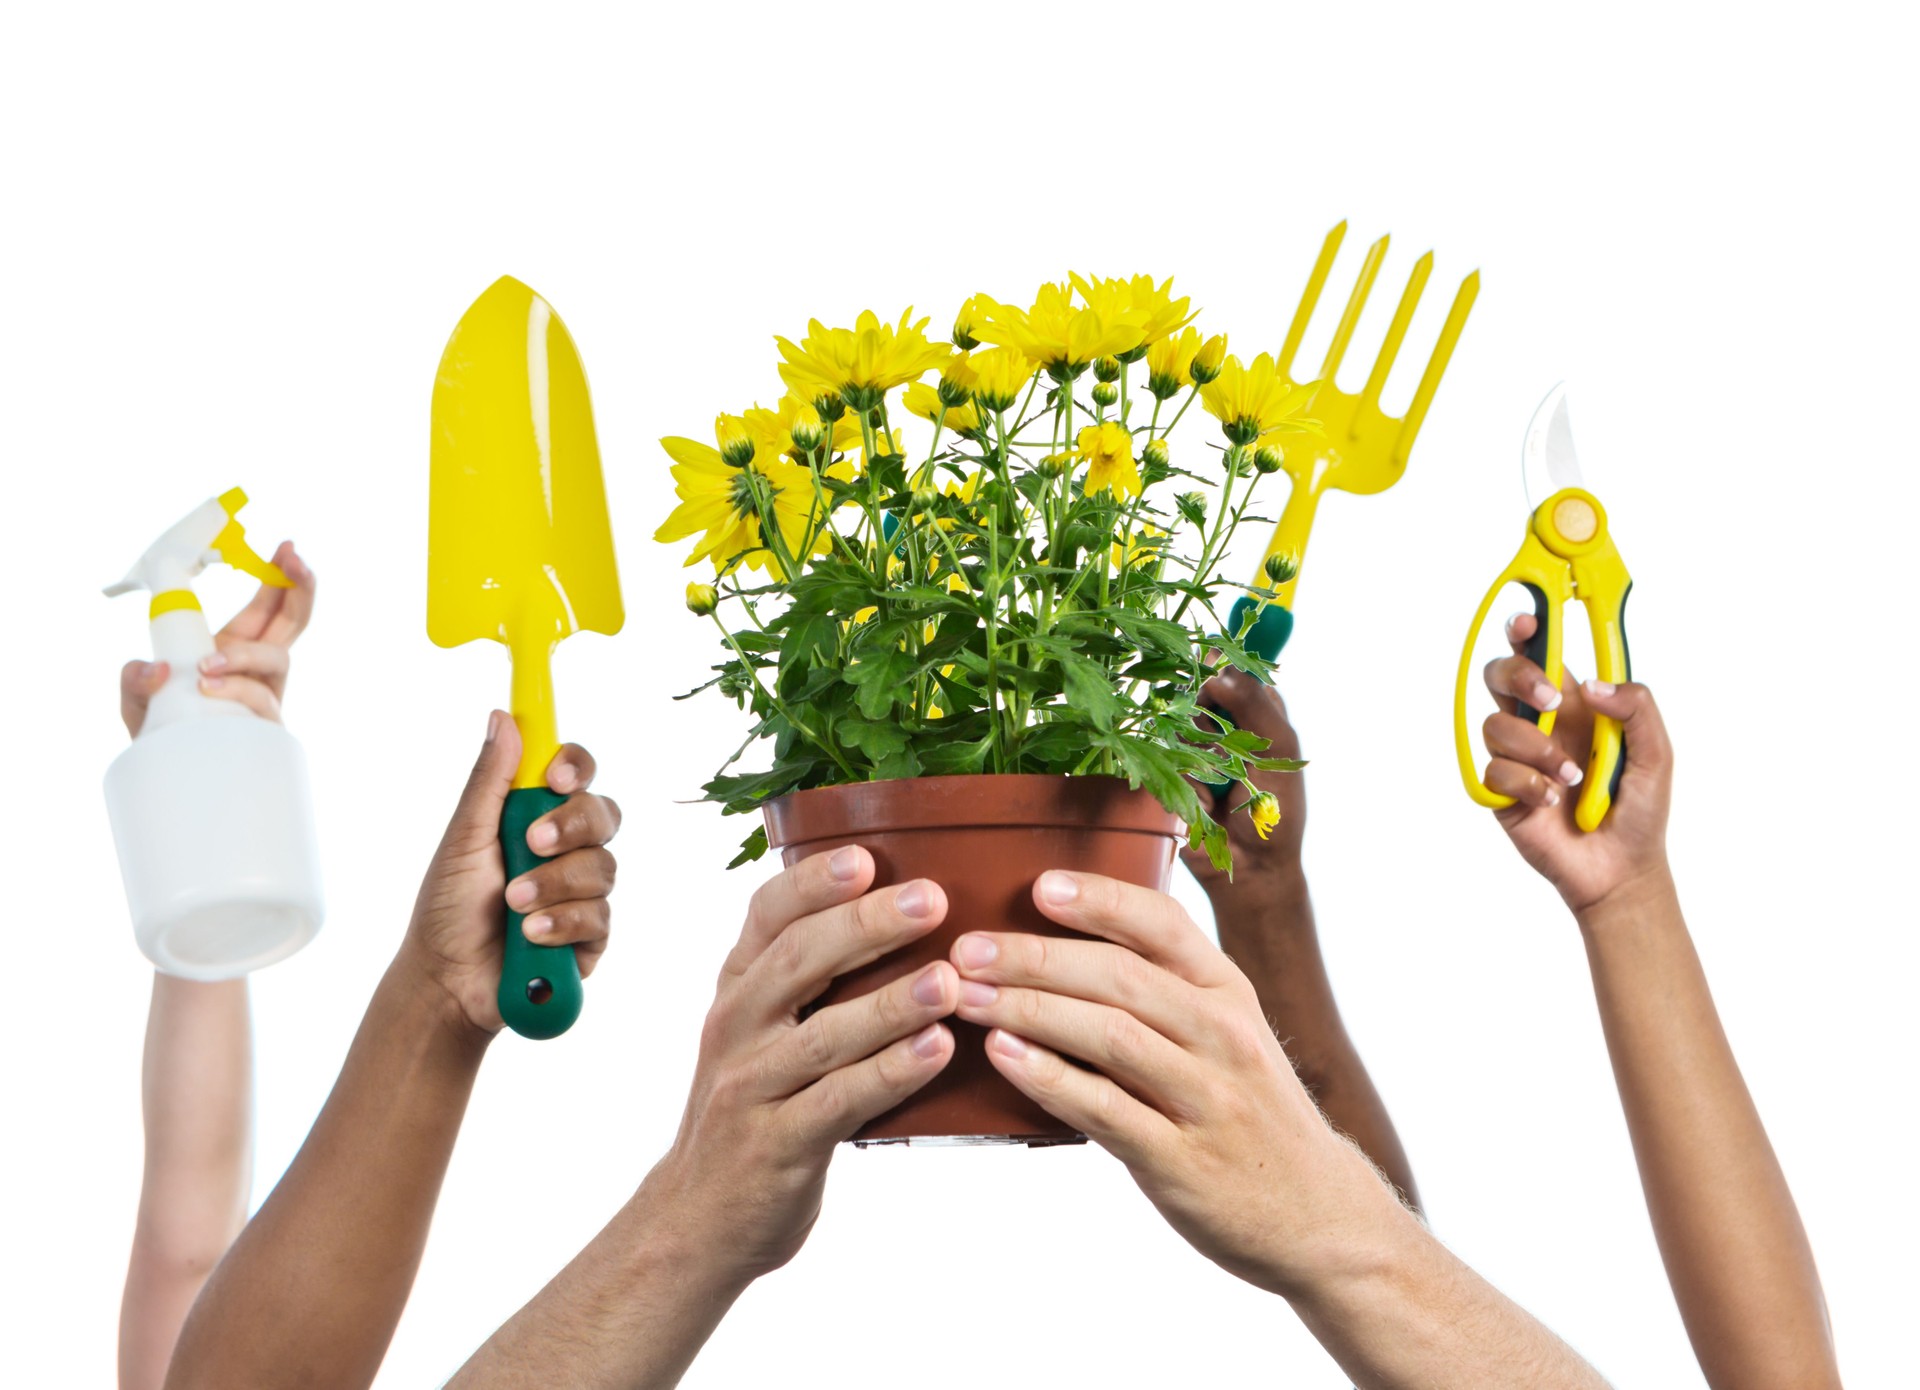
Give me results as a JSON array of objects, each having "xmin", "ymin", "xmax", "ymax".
[{"xmin": 763, "ymin": 773, "xmax": 1183, "ymax": 1146}]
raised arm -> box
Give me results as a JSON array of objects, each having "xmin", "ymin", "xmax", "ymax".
[
  {"xmin": 118, "ymin": 546, "xmax": 312, "ymax": 1390},
  {"xmin": 450, "ymin": 846, "xmax": 958, "ymax": 1387},
  {"xmin": 163, "ymin": 714, "xmax": 620, "ymax": 1389},
  {"xmin": 952, "ymin": 870, "xmax": 1607, "ymax": 1388},
  {"xmin": 1183, "ymin": 669, "xmax": 1418, "ymax": 1207},
  {"xmin": 1476, "ymin": 613, "xmax": 1838, "ymax": 1389}
]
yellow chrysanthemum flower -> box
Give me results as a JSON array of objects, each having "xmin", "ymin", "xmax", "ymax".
[
  {"xmin": 775, "ymin": 309, "xmax": 953, "ymax": 411},
  {"xmin": 1076, "ymin": 421, "xmax": 1142, "ymax": 500},
  {"xmin": 1110, "ymin": 523, "xmax": 1166, "ymax": 571},
  {"xmin": 975, "ymin": 282, "xmax": 1146, "ymax": 379},
  {"xmin": 1250, "ymin": 790, "xmax": 1281, "ymax": 840},
  {"xmin": 952, "ymin": 294, "xmax": 992, "ymax": 350},
  {"xmin": 655, "ymin": 423, "xmax": 831, "ymax": 579},
  {"xmin": 902, "ymin": 381, "xmax": 982, "ymax": 435},
  {"xmin": 1070, "ymin": 273, "xmax": 1195, "ymax": 356},
  {"xmin": 1200, "ymin": 354, "xmax": 1319, "ymax": 446},
  {"xmin": 969, "ymin": 347, "xmax": 1037, "ymax": 413},
  {"xmin": 1145, "ymin": 326, "xmax": 1202, "ymax": 399}
]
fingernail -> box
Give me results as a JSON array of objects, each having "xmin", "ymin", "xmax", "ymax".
[
  {"xmin": 200, "ymin": 652, "xmax": 228, "ymax": 673},
  {"xmin": 551, "ymin": 762, "xmax": 578, "ymax": 791},
  {"xmin": 989, "ymin": 1030, "xmax": 1028, "ymax": 1060},
  {"xmin": 529, "ymin": 821, "xmax": 560, "ymax": 852},
  {"xmin": 960, "ymin": 980, "xmax": 998, "ymax": 1007},
  {"xmin": 1533, "ymin": 682, "xmax": 1561, "ymax": 711},
  {"xmin": 1558, "ymin": 760, "xmax": 1584, "ymax": 786},
  {"xmin": 895, "ymin": 881, "xmax": 933, "ymax": 918},
  {"xmin": 911, "ymin": 965, "xmax": 946, "ymax": 1006},
  {"xmin": 829, "ymin": 846, "xmax": 864, "ymax": 881},
  {"xmin": 506, "ymin": 879, "xmax": 538, "ymax": 910},
  {"xmin": 200, "ymin": 675, "xmax": 225, "ymax": 691},
  {"xmin": 955, "ymin": 934, "xmax": 997, "ymax": 970},
  {"xmin": 1542, "ymin": 785, "xmax": 1562, "ymax": 807},
  {"xmin": 485, "ymin": 711, "xmax": 501, "ymax": 743},
  {"xmin": 1037, "ymin": 871, "xmax": 1078, "ymax": 907},
  {"xmin": 1585, "ymin": 679, "xmax": 1617, "ymax": 698},
  {"xmin": 525, "ymin": 915, "xmax": 554, "ymax": 938},
  {"xmin": 911, "ymin": 1024, "xmax": 945, "ymax": 1059}
]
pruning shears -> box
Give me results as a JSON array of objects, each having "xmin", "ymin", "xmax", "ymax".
[{"xmin": 1452, "ymin": 384, "xmax": 1632, "ymax": 831}]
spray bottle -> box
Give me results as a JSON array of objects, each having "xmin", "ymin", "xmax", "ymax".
[{"xmin": 103, "ymin": 488, "xmax": 324, "ymax": 979}]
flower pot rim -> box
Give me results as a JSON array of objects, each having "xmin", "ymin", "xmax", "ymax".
[{"xmin": 763, "ymin": 772, "xmax": 1185, "ymax": 846}]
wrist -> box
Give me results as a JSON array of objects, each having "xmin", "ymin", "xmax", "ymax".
[
  {"xmin": 630, "ymin": 1151, "xmax": 764, "ymax": 1297},
  {"xmin": 1572, "ymin": 862, "xmax": 1678, "ymax": 936},
  {"xmin": 1264, "ymin": 1135, "xmax": 1423, "ymax": 1305},
  {"xmin": 1206, "ymin": 862, "xmax": 1310, "ymax": 924},
  {"xmin": 385, "ymin": 944, "xmax": 497, "ymax": 1056}
]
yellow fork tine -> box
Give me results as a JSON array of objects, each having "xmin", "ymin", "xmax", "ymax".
[
  {"xmin": 1278, "ymin": 221, "xmax": 1346, "ymax": 381},
  {"xmin": 1393, "ymin": 269, "xmax": 1480, "ymax": 467},
  {"xmin": 1359, "ymin": 250, "xmax": 1432, "ymax": 414},
  {"xmin": 1318, "ymin": 233, "xmax": 1389, "ymax": 381}
]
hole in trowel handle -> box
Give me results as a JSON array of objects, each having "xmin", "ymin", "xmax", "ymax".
[{"xmin": 526, "ymin": 977, "xmax": 554, "ymax": 1005}]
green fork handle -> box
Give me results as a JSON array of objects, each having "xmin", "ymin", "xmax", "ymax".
[
  {"xmin": 498, "ymin": 785, "xmax": 583, "ymax": 1039},
  {"xmin": 1202, "ymin": 598, "xmax": 1295, "ymax": 796}
]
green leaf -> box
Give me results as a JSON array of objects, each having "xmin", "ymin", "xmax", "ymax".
[
  {"xmin": 727, "ymin": 825, "xmax": 770, "ymax": 869},
  {"xmin": 838, "ymin": 719, "xmax": 911, "ymax": 760},
  {"xmin": 915, "ymin": 733, "xmax": 993, "ymax": 774},
  {"xmin": 1061, "ymin": 656, "xmax": 1123, "ymax": 732}
]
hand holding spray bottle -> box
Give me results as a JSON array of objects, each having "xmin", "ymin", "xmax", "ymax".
[{"xmin": 103, "ymin": 488, "xmax": 324, "ymax": 979}]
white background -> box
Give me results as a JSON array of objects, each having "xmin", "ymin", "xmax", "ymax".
[{"xmin": 2, "ymin": 2, "xmax": 1913, "ymax": 1384}]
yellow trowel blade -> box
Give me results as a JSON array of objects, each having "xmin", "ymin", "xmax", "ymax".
[{"xmin": 429, "ymin": 277, "xmax": 624, "ymax": 777}]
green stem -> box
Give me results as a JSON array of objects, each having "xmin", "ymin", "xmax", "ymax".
[
  {"xmin": 708, "ymin": 613, "xmax": 859, "ymax": 782},
  {"xmin": 1160, "ymin": 387, "xmax": 1198, "ymax": 439}
]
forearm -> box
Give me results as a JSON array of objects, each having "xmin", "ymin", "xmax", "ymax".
[
  {"xmin": 1211, "ymin": 873, "xmax": 1419, "ymax": 1207},
  {"xmin": 121, "ymin": 975, "xmax": 253, "ymax": 1390},
  {"xmin": 165, "ymin": 949, "xmax": 491, "ymax": 1390},
  {"xmin": 1284, "ymin": 1149, "xmax": 1606, "ymax": 1389},
  {"xmin": 449, "ymin": 1157, "xmax": 750, "ymax": 1388},
  {"xmin": 1578, "ymin": 872, "xmax": 1837, "ymax": 1389}
]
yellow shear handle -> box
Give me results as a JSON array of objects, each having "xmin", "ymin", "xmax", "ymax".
[
  {"xmin": 1453, "ymin": 530, "xmax": 1572, "ymax": 809},
  {"xmin": 1569, "ymin": 540, "xmax": 1632, "ymax": 832}
]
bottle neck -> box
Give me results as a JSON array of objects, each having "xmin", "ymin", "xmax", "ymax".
[{"xmin": 142, "ymin": 606, "xmax": 246, "ymax": 733}]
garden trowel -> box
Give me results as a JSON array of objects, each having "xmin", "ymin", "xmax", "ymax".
[{"xmin": 429, "ymin": 276, "xmax": 624, "ymax": 1039}]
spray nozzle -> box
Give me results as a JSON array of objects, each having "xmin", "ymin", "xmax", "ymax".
[{"xmin": 105, "ymin": 487, "xmax": 291, "ymax": 603}]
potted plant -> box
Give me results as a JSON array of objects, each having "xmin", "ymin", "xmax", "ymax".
[{"xmin": 658, "ymin": 276, "xmax": 1311, "ymax": 1144}]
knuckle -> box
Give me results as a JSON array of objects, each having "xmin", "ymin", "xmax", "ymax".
[
  {"xmin": 797, "ymin": 1014, "xmax": 837, "ymax": 1072},
  {"xmin": 1010, "ymin": 987, "xmax": 1046, "ymax": 1031},
  {"xmin": 1101, "ymin": 1008, "xmax": 1145, "ymax": 1067},
  {"xmin": 854, "ymin": 890, "xmax": 899, "ymax": 947},
  {"xmin": 1111, "ymin": 948, "xmax": 1153, "ymax": 1004},
  {"xmin": 1021, "ymin": 932, "xmax": 1053, "ymax": 981}
]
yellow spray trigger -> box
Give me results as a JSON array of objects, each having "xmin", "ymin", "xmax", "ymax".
[{"xmin": 213, "ymin": 487, "xmax": 292, "ymax": 588}]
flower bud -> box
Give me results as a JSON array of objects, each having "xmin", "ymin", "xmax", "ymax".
[
  {"xmin": 1039, "ymin": 452, "xmax": 1074, "ymax": 479},
  {"xmin": 1253, "ymin": 445, "xmax": 1283, "ymax": 474},
  {"xmin": 716, "ymin": 415, "xmax": 755, "ymax": 468},
  {"xmin": 1190, "ymin": 334, "xmax": 1228, "ymax": 385},
  {"xmin": 789, "ymin": 415, "xmax": 824, "ymax": 453},
  {"xmin": 1176, "ymin": 491, "xmax": 1207, "ymax": 527},
  {"xmin": 1249, "ymin": 790, "xmax": 1281, "ymax": 840},
  {"xmin": 1224, "ymin": 444, "xmax": 1256, "ymax": 475},
  {"xmin": 1263, "ymin": 552, "xmax": 1299, "ymax": 585},
  {"xmin": 1093, "ymin": 355, "xmax": 1121, "ymax": 383},
  {"xmin": 685, "ymin": 582, "xmax": 719, "ymax": 616},
  {"xmin": 1142, "ymin": 438, "xmax": 1170, "ymax": 471},
  {"xmin": 812, "ymin": 391, "xmax": 847, "ymax": 423},
  {"xmin": 1091, "ymin": 380, "xmax": 1119, "ymax": 408}
]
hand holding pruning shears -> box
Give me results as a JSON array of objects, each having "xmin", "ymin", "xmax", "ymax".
[{"xmin": 1478, "ymin": 612, "xmax": 1672, "ymax": 915}]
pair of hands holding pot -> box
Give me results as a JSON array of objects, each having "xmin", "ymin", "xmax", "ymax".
[{"xmin": 655, "ymin": 845, "xmax": 1383, "ymax": 1300}]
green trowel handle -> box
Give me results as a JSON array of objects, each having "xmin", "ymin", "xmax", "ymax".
[
  {"xmin": 498, "ymin": 785, "xmax": 583, "ymax": 1039},
  {"xmin": 1202, "ymin": 598, "xmax": 1296, "ymax": 797}
]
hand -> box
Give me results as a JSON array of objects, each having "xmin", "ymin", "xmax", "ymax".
[
  {"xmin": 1181, "ymin": 668, "xmax": 1306, "ymax": 905},
  {"xmin": 1480, "ymin": 611, "xmax": 1673, "ymax": 914},
  {"xmin": 645, "ymin": 848, "xmax": 958, "ymax": 1283},
  {"xmin": 119, "ymin": 541, "xmax": 317, "ymax": 736},
  {"xmin": 401, "ymin": 712, "xmax": 621, "ymax": 1035},
  {"xmin": 951, "ymin": 870, "xmax": 1394, "ymax": 1297}
]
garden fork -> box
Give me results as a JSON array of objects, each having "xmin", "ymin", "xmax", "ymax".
[{"xmin": 1230, "ymin": 221, "xmax": 1479, "ymax": 660}]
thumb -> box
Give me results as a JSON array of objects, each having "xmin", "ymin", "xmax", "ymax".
[
  {"xmin": 1580, "ymin": 679, "xmax": 1672, "ymax": 778},
  {"xmin": 438, "ymin": 710, "xmax": 523, "ymax": 857}
]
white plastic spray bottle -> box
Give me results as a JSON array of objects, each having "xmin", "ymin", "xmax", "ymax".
[{"xmin": 102, "ymin": 488, "xmax": 324, "ymax": 979}]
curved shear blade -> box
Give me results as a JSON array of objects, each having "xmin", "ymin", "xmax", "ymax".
[{"xmin": 1521, "ymin": 382, "xmax": 1584, "ymax": 512}]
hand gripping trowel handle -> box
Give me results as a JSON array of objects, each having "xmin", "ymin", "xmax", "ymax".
[{"xmin": 498, "ymin": 640, "xmax": 583, "ymax": 1040}]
